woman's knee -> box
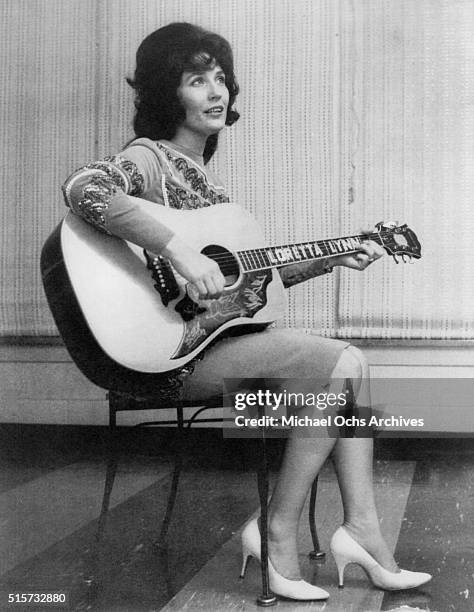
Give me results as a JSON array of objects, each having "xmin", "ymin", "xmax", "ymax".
[{"xmin": 331, "ymin": 345, "xmax": 368, "ymax": 380}]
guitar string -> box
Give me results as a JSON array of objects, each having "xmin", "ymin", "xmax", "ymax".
[
  {"xmin": 153, "ymin": 231, "xmax": 415, "ymax": 278},
  {"xmin": 206, "ymin": 233, "xmax": 387, "ymax": 260},
  {"xmin": 154, "ymin": 231, "xmax": 410, "ymax": 275},
  {"xmin": 154, "ymin": 232, "xmax": 412, "ymax": 274},
  {"xmin": 202, "ymin": 232, "xmax": 394, "ymax": 267}
]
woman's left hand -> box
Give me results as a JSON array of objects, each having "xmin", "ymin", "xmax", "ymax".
[{"xmin": 330, "ymin": 227, "xmax": 384, "ymax": 271}]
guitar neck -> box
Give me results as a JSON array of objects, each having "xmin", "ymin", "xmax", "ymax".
[{"xmin": 236, "ymin": 232, "xmax": 387, "ymax": 272}]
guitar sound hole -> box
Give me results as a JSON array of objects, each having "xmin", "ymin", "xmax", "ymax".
[{"xmin": 202, "ymin": 245, "xmax": 240, "ymax": 287}]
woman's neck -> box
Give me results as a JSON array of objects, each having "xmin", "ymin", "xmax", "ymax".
[
  {"xmin": 170, "ymin": 128, "xmax": 207, "ymax": 160},
  {"xmin": 162, "ymin": 140, "xmax": 204, "ymax": 167}
]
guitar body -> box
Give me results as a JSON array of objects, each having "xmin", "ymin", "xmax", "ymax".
[{"xmin": 56, "ymin": 204, "xmax": 286, "ymax": 374}]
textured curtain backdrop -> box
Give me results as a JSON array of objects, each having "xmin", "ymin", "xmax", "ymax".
[
  {"xmin": 0, "ymin": 0, "xmax": 473, "ymax": 338},
  {"xmin": 337, "ymin": 0, "xmax": 474, "ymax": 339},
  {"xmin": 0, "ymin": 0, "xmax": 98, "ymax": 335}
]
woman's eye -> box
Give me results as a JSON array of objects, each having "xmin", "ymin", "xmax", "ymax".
[
  {"xmin": 191, "ymin": 77, "xmax": 204, "ymax": 86},
  {"xmin": 217, "ymin": 75, "xmax": 226, "ymax": 84}
]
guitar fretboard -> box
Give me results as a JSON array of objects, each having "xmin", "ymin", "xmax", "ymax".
[{"xmin": 237, "ymin": 232, "xmax": 387, "ymax": 272}]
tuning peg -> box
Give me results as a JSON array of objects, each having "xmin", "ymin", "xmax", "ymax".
[
  {"xmin": 384, "ymin": 221, "xmax": 397, "ymax": 229},
  {"xmin": 392, "ymin": 254, "xmax": 399, "ymax": 264},
  {"xmin": 401, "ymin": 254, "xmax": 408, "ymax": 263}
]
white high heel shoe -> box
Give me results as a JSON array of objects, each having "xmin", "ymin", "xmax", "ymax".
[
  {"xmin": 240, "ymin": 518, "xmax": 329, "ymax": 601},
  {"xmin": 330, "ymin": 526, "xmax": 432, "ymax": 590}
]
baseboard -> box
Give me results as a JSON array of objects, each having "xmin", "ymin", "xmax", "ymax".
[{"xmin": 1, "ymin": 340, "xmax": 473, "ymax": 431}]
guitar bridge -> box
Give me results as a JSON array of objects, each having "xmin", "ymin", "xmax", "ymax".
[{"xmin": 144, "ymin": 250, "xmax": 180, "ymax": 306}]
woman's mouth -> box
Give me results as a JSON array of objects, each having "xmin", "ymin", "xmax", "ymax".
[{"xmin": 205, "ymin": 105, "xmax": 225, "ymax": 115}]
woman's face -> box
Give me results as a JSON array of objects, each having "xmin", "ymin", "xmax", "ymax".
[{"xmin": 177, "ymin": 62, "xmax": 229, "ymax": 140}]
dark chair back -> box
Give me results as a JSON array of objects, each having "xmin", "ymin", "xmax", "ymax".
[{"xmin": 40, "ymin": 220, "xmax": 178, "ymax": 397}]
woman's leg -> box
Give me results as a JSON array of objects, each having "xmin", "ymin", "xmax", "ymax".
[
  {"xmin": 266, "ymin": 436, "xmax": 337, "ymax": 579},
  {"xmin": 267, "ymin": 345, "xmax": 397, "ymax": 578},
  {"xmin": 265, "ymin": 346, "xmax": 361, "ymax": 579},
  {"xmin": 330, "ymin": 346, "xmax": 398, "ymax": 571},
  {"xmin": 180, "ymin": 329, "xmax": 355, "ymax": 579},
  {"xmin": 331, "ymin": 438, "xmax": 398, "ymax": 572}
]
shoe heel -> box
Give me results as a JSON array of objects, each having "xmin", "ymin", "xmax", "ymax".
[
  {"xmin": 330, "ymin": 526, "xmax": 432, "ymax": 591},
  {"xmin": 240, "ymin": 549, "xmax": 252, "ymax": 578},
  {"xmin": 332, "ymin": 551, "xmax": 349, "ymax": 588}
]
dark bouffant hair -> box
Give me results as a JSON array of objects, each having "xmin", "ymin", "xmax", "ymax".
[{"xmin": 127, "ymin": 22, "xmax": 240, "ymax": 163}]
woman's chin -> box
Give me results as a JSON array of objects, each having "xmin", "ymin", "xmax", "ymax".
[{"xmin": 204, "ymin": 125, "xmax": 225, "ymax": 138}]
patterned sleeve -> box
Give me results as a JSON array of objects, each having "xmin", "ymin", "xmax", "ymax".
[{"xmin": 61, "ymin": 155, "xmax": 145, "ymax": 234}]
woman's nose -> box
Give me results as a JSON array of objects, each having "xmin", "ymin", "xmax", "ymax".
[{"xmin": 208, "ymin": 83, "xmax": 221, "ymax": 100}]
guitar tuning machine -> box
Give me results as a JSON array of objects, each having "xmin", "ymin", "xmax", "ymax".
[
  {"xmin": 377, "ymin": 220, "xmax": 399, "ymax": 230},
  {"xmin": 392, "ymin": 254, "xmax": 414, "ymax": 264}
]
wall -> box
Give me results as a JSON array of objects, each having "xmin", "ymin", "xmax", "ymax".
[
  {"xmin": 1, "ymin": 341, "xmax": 473, "ymax": 432},
  {"xmin": 1, "ymin": 1, "xmax": 473, "ymax": 425},
  {"xmin": 337, "ymin": 0, "xmax": 474, "ymax": 338},
  {"xmin": 1, "ymin": 0, "xmax": 473, "ymax": 340}
]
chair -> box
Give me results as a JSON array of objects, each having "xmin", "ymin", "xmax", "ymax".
[{"xmin": 40, "ymin": 219, "xmax": 324, "ymax": 607}]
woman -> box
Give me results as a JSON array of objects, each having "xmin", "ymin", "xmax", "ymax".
[{"xmin": 62, "ymin": 22, "xmax": 431, "ymax": 601}]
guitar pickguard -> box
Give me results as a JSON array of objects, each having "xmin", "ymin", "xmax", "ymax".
[{"xmin": 172, "ymin": 271, "xmax": 273, "ymax": 359}]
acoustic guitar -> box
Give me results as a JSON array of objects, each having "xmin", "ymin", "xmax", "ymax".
[{"xmin": 41, "ymin": 203, "xmax": 421, "ymax": 378}]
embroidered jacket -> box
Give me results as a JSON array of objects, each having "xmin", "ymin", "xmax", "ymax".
[{"xmin": 62, "ymin": 139, "xmax": 230, "ymax": 398}]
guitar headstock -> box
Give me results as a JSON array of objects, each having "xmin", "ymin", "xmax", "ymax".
[{"xmin": 376, "ymin": 222, "xmax": 421, "ymax": 263}]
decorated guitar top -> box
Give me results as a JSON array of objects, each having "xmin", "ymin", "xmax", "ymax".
[{"xmin": 59, "ymin": 203, "xmax": 421, "ymax": 373}]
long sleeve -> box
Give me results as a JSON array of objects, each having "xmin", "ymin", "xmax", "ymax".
[
  {"xmin": 279, "ymin": 259, "xmax": 333, "ymax": 287},
  {"xmin": 61, "ymin": 142, "xmax": 175, "ymax": 252}
]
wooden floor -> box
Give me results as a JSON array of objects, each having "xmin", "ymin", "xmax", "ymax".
[{"xmin": 0, "ymin": 425, "xmax": 472, "ymax": 612}]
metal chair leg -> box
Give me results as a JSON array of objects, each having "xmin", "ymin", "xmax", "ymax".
[
  {"xmin": 83, "ymin": 392, "xmax": 121, "ymax": 594},
  {"xmin": 96, "ymin": 440, "xmax": 119, "ymax": 543},
  {"xmin": 308, "ymin": 476, "xmax": 325, "ymax": 560},
  {"xmin": 96, "ymin": 394, "xmax": 121, "ymax": 541},
  {"xmin": 157, "ymin": 403, "xmax": 185, "ymax": 546},
  {"xmin": 256, "ymin": 424, "xmax": 277, "ymax": 607}
]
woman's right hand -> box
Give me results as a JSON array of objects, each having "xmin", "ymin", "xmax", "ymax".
[{"xmin": 161, "ymin": 235, "xmax": 226, "ymax": 299}]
